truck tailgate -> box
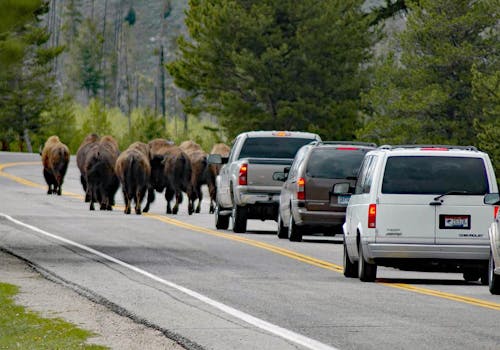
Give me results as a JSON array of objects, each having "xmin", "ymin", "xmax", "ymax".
[{"xmin": 245, "ymin": 158, "xmax": 292, "ymax": 189}]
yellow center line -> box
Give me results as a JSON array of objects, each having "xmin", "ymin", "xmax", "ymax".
[{"xmin": 1, "ymin": 161, "xmax": 499, "ymax": 311}]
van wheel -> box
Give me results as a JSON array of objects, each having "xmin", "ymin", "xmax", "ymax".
[
  {"xmin": 232, "ymin": 204, "xmax": 247, "ymax": 233},
  {"xmin": 215, "ymin": 204, "xmax": 229, "ymax": 230},
  {"xmin": 277, "ymin": 213, "xmax": 288, "ymax": 239},
  {"xmin": 343, "ymin": 244, "xmax": 358, "ymax": 278},
  {"xmin": 288, "ymin": 215, "xmax": 302, "ymax": 242},
  {"xmin": 358, "ymin": 243, "xmax": 377, "ymax": 282},
  {"xmin": 489, "ymin": 251, "xmax": 500, "ymax": 295}
]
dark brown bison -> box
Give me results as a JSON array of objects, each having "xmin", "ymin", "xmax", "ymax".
[
  {"xmin": 41, "ymin": 136, "xmax": 70, "ymax": 195},
  {"xmin": 143, "ymin": 139, "xmax": 192, "ymax": 215},
  {"xmin": 84, "ymin": 135, "xmax": 120, "ymax": 211},
  {"xmin": 206, "ymin": 143, "xmax": 230, "ymax": 213},
  {"xmin": 115, "ymin": 141, "xmax": 150, "ymax": 215},
  {"xmin": 179, "ymin": 141, "xmax": 207, "ymax": 215},
  {"xmin": 76, "ymin": 133, "xmax": 100, "ymax": 201}
]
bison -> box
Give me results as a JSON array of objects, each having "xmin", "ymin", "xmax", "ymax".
[
  {"xmin": 179, "ymin": 141, "xmax": 207, "ymax": 215},
  {"xmin": 115, "ymin": 141, "xmax": 150, "ymax": 215},
  {"xmin": 206, "ymin": 143, "xmax": 230, "ymax": 213},
  {"xmin": 41, "ymin": 136, "xmax": 70, "ymax": 195},
  {"xmin": 84, "ymin": 135, "xmax": 120, "ymax": 211},
  {"xmin": 143, "ymin": 139, "xmax": 192, "ymax": 215},
  {"xmin": 76, "ymin": 133, "xmax": 100, "ymax": 201}
]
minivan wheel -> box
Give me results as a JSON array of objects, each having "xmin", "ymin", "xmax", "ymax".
[
  {"xmin": 343, "ymin": 244, "xmax": 358, "ymax": 278},
  {"xmin": 358, "ymin": 243, "xmax": 377, "ymax": 282},
  {"xmin": 489, "ymin": 251, "xmax": 500, "ymax": 295},
  {"xmin": 232, "ymin": 204, "xmax": 247, "ymax": 233},
  {"xmin": 288, "ymin": 215, "xmax": 302, "ymax": 242},
  {"xmin": 215, "ymin": 204, "xmax": 229, "ymax": 230},
  {"xmin": 277, "ymin": 213, "xmax": 288, "ymax": 239}
]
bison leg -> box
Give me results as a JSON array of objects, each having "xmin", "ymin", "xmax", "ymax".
[
  {"xmin": 143, "ymin": 188, "xmax": 154, "ymax": 213},
  {"xmin": 209, "ymin": 201, "xmax": 215, "ymax": 214},
  {"xmin": 195, "ymin": 188, "xmax": 202, "ymax": 213},
  {"xmin": 173, "ymin": 192, "xmax": 183, "ymax": 215},
  {"xmin": 165, "ymin": 189, "xmax": 175, "ymax": 214}
]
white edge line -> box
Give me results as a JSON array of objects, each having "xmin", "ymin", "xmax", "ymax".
[{"xmin": 0, "ymin": 213, "xmax": 339, "ymax": 350}]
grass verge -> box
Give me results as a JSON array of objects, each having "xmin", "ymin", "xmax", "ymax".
[{"xmin": 0, "ymin": 282, "xmax": 107, "ymax": 349}]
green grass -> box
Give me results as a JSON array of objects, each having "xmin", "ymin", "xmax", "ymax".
[{"xmin": 0, "ymin": 282, "xmax": 107, "ymax": 350}]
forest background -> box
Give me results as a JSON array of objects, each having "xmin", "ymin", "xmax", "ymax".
[{"xmin": 0, "ymin": 0, "xmax": 498, "ymax": 178}]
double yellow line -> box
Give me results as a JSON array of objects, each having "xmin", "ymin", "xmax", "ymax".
[{"xmin": 1, "ymin": 161, "xmax": 499, "ymax": 311}]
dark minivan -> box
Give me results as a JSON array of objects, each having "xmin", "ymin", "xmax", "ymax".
[{"xmin": 276, "ymin": 141, "xmax": 376, "ymax": 241}]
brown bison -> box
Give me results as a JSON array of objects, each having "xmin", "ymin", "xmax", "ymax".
[
  {"xmin": 179, "ymin": 141, "xmax": 207, "ymax": 215},
  {"xmin": 143, "ymin": 139, "xmax": 192, "ymax": 215},
  {"xmin": 115, "ymin": 141, "xmax": 150, "ymax": 215},
  {"xmin": 84, "ymin": 135, "xmax": 120, "ymax": 211},
  {"xmin": 41, "ymin": 136, "xmax": 70, "ymax": 195},
  {"xmin": 76, "ymin": 133, "xmax": 100, "ymax": 201},
  {"xmin": 206, "ymin": 143, "xmax": 230, "ymax": 213}
]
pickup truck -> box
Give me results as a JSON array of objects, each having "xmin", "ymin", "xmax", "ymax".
[{"xmin": 210, "ymin": 131, "xmax": 321, "ymax": 233}]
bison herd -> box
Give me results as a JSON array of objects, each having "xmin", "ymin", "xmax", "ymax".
[{"xmin": 41, "ymin": 134, "xmax": 230, "ymax": 215}]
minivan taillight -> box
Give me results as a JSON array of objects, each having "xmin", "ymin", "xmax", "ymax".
[
  {"xmin": 368, "ymin": 204, "xmax": 377, "ymax": 228},
  {"xmin": 239, "ymin": 164, "xmax": 248, "ymax": 185},
  {"xmin": 495, "ymin": 206, "xmax": 499, "ymax": 219},
  {"xmin": 297, "ymin": 177, "xmax": 305, "ymax": 200}
]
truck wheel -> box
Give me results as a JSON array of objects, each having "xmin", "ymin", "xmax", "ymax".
[
  {"xmin": 343, "ymin": 244, "xmax": 358, "ymax": 278},
  {"xmin": 358, "ymin": 243, "xmax": 377, "ymax": 282},
  {"xmin": 277, "ymin": 213, "xmax": 288, "ymax": 239},
  {"xmin": 489, "ymin": 251, "xmax": 500, "ymax": 295},
  {"xmin": 288, "ymin": 215, "xmax": 302, "ymax": 242},
  {"xmin": 215, "ymin": 204, "xmax": 229, "ymax": 230},
  {"xmin": 232, "ymin": 204, "xmax": 247, "ymax": 233}
]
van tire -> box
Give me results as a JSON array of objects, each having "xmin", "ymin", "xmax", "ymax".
[
  {"xmin": 343, "ymin": 244, "xmax": 358, "ymax": 278},
  {"xmin": 215, "ymin": 204, "xmax": 230, "ymax": 230},
  {"xmin": 489, "ymin": 251, "xmax": 500, "ymax": 295},
  {"xmin": 277, "ymin": 213, "xmax": 288, "ymax": 239},
  {"xmin": 358, "ymin": 243, "xmax": 377, "ymax": 282},
  {"xmin": 288, "ymin": 216, "xmax": 302, "ymax": 242},
  {"xmin": 232, "ymin": 204, "xmax": 247, "ymax": 233}
]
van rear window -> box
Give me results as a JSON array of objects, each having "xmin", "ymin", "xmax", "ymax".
[
  {"xmin": 382, "ymin": 156, "xmax": 489, "ymax": 195},
  {"xmin": 306, "ymin": 149, "xmax": 367, "ymax": 179},
  {"xmin": 238, "ymin": 137, "xmax": 316, "ymax": 159}
]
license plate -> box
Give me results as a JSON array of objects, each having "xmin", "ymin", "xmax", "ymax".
[
  {"xmin": 440, "ymin": 215, "xmax": 470, "ymax": 229},
  {"xmin": 337, "ymin": 195, "xmax": 351, "ymax": 205}
]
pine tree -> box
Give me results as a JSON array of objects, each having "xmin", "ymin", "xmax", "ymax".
[
  {"xmin": 359, "ymin": 0, "xmax": 499, "ymax": 145},
  {"xmin": 168, "ymin": 0, "xmax": 375, "ymax": 139}
]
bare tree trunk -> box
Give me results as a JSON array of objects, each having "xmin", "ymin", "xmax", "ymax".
[
  {"xmin": 23, "ymin": 129, "xmax": 33, "ymax": 153},
  {"xmin": 101, "ymin": 0, "xmax": 108, "ymax": 104},
  {"xmin": 160, "ymin": 45, "xmax": 166, "ymax": 130}
]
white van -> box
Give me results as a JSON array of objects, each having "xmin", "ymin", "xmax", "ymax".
[{"xmin": 341, "ymin": 145, "xmax": 499, "ymax": 282}]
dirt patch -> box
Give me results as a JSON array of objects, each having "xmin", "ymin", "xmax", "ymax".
[{"xmin": 0, "ymin": 250, "xmax": 185, "ymax": 350}]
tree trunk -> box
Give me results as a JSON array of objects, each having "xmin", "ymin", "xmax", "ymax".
[{"xmin": 23, "ymin": 129, "xmax": 33, "ymax": 153}]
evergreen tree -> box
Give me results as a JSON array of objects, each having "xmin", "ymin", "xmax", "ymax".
[
  {"xmin": 168, "ymin": 0, "xmax": 375, "ymax": 139},
  {"xmin": 359, "ymin": 0, "xmax": 499, "ymax": 145}
]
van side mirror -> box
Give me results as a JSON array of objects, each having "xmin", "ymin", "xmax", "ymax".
[
  {"xmin": 484, "ymin": 193, "xmax": 500, "ymax": 205},
  {"xmin": 332, "ymin": 182, "xmax": 352, "ymax": 194},
  {"xmin": 207, "ymin": 154, "xmax": 222, "ymax": 164},
  {"xmin": 284, "ymin": 166, "xmax": 290, "ymax": 174}
]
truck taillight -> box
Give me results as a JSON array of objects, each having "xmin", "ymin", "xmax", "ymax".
[
  {"xmin": 238, "ymin": 164, "xmax": 248, "ymax": 185},
  {"xmin": 297, "ymin": 177, "xmax": 305, "ymax": 200},
  {"xmin": 495, "ymin": 206, "xmax": 499, "ymax": 219},
  {"xmin": 368, "ymin": 204, "xmax": 377, "ymax": 228}
]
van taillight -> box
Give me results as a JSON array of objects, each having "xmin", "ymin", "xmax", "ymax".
[
  {"xmin": 297, "ymin": 177, "xmax": 305, "ymax": 200},
  {"xmin": 239, "ymin": 164, "xmax": 248, "ymax": 185},
  {"xmin": 368, "ymin": 204, "xmax": 377, "ymax": 228},
  {"xmin": 495, "ymin": 206, "xmax": 499, "ymax": 219}
]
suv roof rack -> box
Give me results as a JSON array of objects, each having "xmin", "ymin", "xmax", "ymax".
[
  {"xmin": 378, "ymin": 144, "xmax": 478, "ymax": 151},
  {"xmin": 309, "ymin": 141, "xmax": 377, "ymax": 147}
]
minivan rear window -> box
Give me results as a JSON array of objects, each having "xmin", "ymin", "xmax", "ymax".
[
  {"xmin": 238, "ymin": 137, "xmax": 316, "ymax": 159},
  {"xmin": 382, "ymin": 156, "xmax": 489, "ymax": 195},
  {"xmin": 306, "ymin": 149, "xmax": 367, "ymax": 179}
]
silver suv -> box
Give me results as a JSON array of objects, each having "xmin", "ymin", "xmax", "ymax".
[{"xmin": 342, "ymin": 145, "xmax": 498, "ymax": 282}]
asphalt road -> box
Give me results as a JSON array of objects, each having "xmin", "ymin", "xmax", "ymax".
[{"xmin": 0, "ymin": 151, "xmax": 499, "ymax": 350}]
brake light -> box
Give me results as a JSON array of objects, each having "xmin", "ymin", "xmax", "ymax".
[
  {"xmin": 368, "ymin": 204, "xmax": 377, "ymax": 228},
  {"xmin": 495, "ymin": 206, "xmax": 499, "ymax": 219},
  {"xmin": 239, "ymin": 164, "xmax": 248, "ymax": 185},
  {"xmin": 336, "ymin": 147, "xmax": 359, "ymax": 151},
  {"xmin": 420, "ymin": 147, "xmax": 449, "ymax": 151},
  {"xmin": 297, "ymin": 177, "xmax": 306, "ymax": 200}
]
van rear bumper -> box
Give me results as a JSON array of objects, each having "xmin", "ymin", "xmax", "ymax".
[
  {"xmin": 366, "ymin": 243, "xmax": 489, "ymax": 260},
  {"xmin": 294, "ymin": 208, "xmax": 345, "ymax": 226}
]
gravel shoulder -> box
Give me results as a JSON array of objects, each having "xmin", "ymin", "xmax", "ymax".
[{"xmin": 0, "ymin": 249, "xmax": 185, "ymax": 350}]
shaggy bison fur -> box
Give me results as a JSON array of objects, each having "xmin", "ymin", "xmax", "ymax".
[
  {"xmin": 206, "ymin": 143, "xmax": 230, "ymax": 213},
  {"xmin": 76, "ymin": 133, "xmax": 100, "ymax": 201},
  {"xmin": 41, "ymin": 136, "xmax": 70, "ymax": 195},
  {"xmin": 180, "ymin": 141, "xmax": 207, "ymax": 215}
]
